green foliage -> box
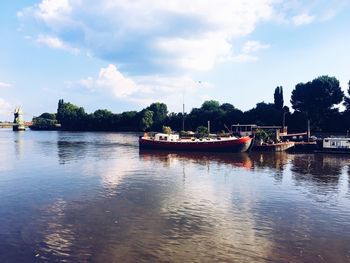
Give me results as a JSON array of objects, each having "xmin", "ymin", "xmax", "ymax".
[
  {"xmin": 201, "ymin": 100, "xmax": 220, "ymax": 111},
  {"xmin": 344, "ymin": 80, "xmax": 350, "ymax": 112},
  {"xmin": 38, "ymin": 112, "xmax": 56, "ymax": 120},
  {"xmin": 139, "ymin": 110, "xmax": 154, "ymax": 131},
  {"xmin": 50, "ymin": 79, "xmax": 350, "ymax": 134},
  {"xmin": 274, "ymin": 86, "xmax": 284, "ymax": 110},
  {"xmin": 147, "ymin": 102, "xmax": 168, "ymax": 130},
  {"xmin": 32, "ymin": 113, "xmax": 58, "ymax": 130},
  {"xmin": 254, "ymin": 129, "xmax": 270, "ymax": 142},
  {"xmin": 162, "ymin": 126, "xmax": 172, "ymax": 134},
  {"xmin": 244, "ymin": 102, "xmax": 281, "ymax": 126},
  {"xmin": 291, "ymin": 75, "xmax": 344, "ymax": 130},
  {"xmin": 56, "ymin": 101, "xmax": 87, "ymax": 130},
  {"xmin": 196, "ymin": 126, "xmax": 208, "ymax": 138}
]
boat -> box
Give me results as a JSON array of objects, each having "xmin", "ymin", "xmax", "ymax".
[
  {"xmin": 139, "ymin": 133, "xmax": 253, "ymax": 153},
  {"xmin": 231, "ymin": 124, "xmax": 296, "ymax": 152},
  {"xmin": 253, "ymin": 141, "xmax": 295, "ymax": 152},
  {"xmin": 316, "ymin": 137, "xmax": 350, "ymax": 154}
]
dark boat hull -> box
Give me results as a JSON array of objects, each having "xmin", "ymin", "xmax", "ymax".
[
  {"xmin": 139, "ymin": 136, "xmax": 252, "ymax": 153},
  {"xmin": 252, "ymin": 142, "xmax": 295, "ymax": 152}
]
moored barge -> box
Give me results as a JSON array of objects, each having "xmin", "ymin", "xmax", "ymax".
[{"xmin": 139, "ymin": 133, "xmax": 253, "ymax": 153}]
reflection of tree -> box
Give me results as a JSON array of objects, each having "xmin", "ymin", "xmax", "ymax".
[
  {"xmin": 56, "ymin": 132, "xmax": 137, "ymax": 165},
  {"xmin": 57, "ymin": 140, "xmax": 88, "ymax": 165},
  {"xmin": 291, "ymin": 154, "xmax": 346, "ymax": 186},
  {"xmin": 348, "ymin": 166, "xmax": 350, "ymax": 196},
  {"xmin": 249, "ymin": 152, "xmax": 290, "ymax": 181}
]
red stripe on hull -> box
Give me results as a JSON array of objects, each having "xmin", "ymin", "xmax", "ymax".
[{"xmin": 139, "ymin": 136, "xmax": 252, "ymax": 153}]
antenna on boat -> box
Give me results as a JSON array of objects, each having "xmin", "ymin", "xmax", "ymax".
[{"xmin": 182, "ymin": 92, "xmax": 185, "ymax": 131}]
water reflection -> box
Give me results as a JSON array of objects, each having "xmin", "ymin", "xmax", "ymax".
[
  {"xmin": 1, "ymin": 131, "xmax": 350, "ymax": 262},
  {"xmin": 56, "ymin": 132, "xmax": 138, "ymax": 165},
  {"xmin": 291, "ymin": 154, "xmax": 350, "ymax": 189},
  {"xmin": 139, "ymin": 149, "xmax": 253, "ymax": 169},
  {"xmin": 13, "ymin": 132, "xmax": 25, "ymax": 160}
]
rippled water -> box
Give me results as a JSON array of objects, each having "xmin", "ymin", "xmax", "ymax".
[{"xmin": 0, "ymin": 129, "xmax": 350, "ymax": 262}]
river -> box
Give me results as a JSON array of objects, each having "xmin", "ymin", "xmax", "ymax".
[{"xmin": 0, "ymin": 129, "xmax": 349, "ymax": 262}]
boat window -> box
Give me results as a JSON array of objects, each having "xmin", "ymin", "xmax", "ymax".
[{"xmin": 324, "ymin": 139, "xmax": 329, "ymax": 143}]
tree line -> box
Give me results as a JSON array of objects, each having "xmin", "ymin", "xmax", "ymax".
[{"xmin": 32, "ymin": 75, "xmax": 350, "ymax": 133}]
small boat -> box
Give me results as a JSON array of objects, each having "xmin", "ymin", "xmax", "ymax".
[
  {"xmin": 139, "ymin": 133, "xmax": 253, "ymax": 153},
  {"xmin": 316, "ymin": 137, "xmax": 350, "ymax": 154}
]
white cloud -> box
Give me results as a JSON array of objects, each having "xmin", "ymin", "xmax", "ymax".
[
  {"xmin": 242, "ymin": 41, "xmax": 270, "ymax": 54},
  {"xmin": 0, "ymin": 98, "xmax": 12, "ymax": 115},
  {"xmin": 19, "ymin": 0, "xmax": 274, "ymax": 72},
  {"xmin": 292, "ymin": 13, "xmax": 315, "ymax": 26},
  {"xmin": 96, "ymin": 64, "xmax": 138, "ymax": 97},
  {"xmin": 155, "ymin": 35, "xmax": 233, "ymax": 71},
  {"xmin": 36, "ymin": 35, "xmax": 80, "ymax": 54},
  {"xmin": 231, "ymin": 54, "xmax": 258, "ymax": 63},
  {"xmin": 35, "ymin": 0, "xmax": 72, "ymax": 23},
  {"xmin": 79, "ymin": 64, "xmax": 138, "ymax": 98},
  {"xmin": 0, "ymin": 82, "xmax": 12, "ymax": 88},
  {"xmin": 78, "ymin": 64, "xmax": 212, "ymax": 110}
]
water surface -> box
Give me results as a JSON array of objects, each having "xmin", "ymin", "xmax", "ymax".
[{"xmin": 0, "ymin": 130, "xmax": 349, "ymax": 262}]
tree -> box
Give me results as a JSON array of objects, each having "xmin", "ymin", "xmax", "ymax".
[
  {"xmin": 201, "ymin": 100, "xmax": 220, "ymax": 111},
  {"xmin": 38, "ymin": 112, "xmax": 56, "ymax": 120},
  {"xmin": 57, "ymin": 99, "xmax": 64, "ymax": 123},
  {"xmin": 91, "ymin": 109, "xmax": 114, "ymax": 130},
  {"xmin": 147, "ymin": 102, "xmax": 168, "ymax": 130},
  {"xmin": 274, "ymin": 86, "xmax": 284, "ymax": 110},
  {"xmin": 291, "ymin": 76, "xmax": 343, "ymax": 130},
  {"xmin": 162, "ymin": 126, "xmax": 172, "ymax": 134},
  {"xmin": 31, "ymin": 112, "xmax": 58, "ymax": 130},
  {"xmin": 344, "ymin": 80, "xmax": 350, "ymax": 112},
  {"xmin": 220, "ymin": 103, "xmax": 235, "ymax": 112},
  {"xmin": 243, "ymin": 102, "xmax": 281, "ymax": 126},
  {"xmin": 56, "ymin": 100, "xmax": 87, "ymax": 130},
  {"xmin": 139, "ymin": 110, "xmax": 154, "ymax": 131},
  {"xmin": 196, "ymin": 126, "xmax": 208, "ymax": 138}
]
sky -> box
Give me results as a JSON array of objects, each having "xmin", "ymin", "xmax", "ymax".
[{"xmin": 0, "ymin": 0, "xmax": 350, "ymax": 121}]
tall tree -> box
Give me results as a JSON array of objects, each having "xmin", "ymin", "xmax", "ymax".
[
  {"xmin": 344, "ymin": 80, "xmax": 350, "ymax": 112},
  {"xmin": 138, "ymin": 109, "xmax": 154, "ymax": 131},
  {"xmin": 56, "ymin": 99, "xmax": 64, "ymax": 123},
  {"xmin": 290, "ymin": 75, "xmax": 343, "ymax": 130},
  {"xmin": 147, "ymin": 102, "xmax": 168, "ymax": 130},
  {"xmin": 201, "ymin": 100, "xmax": 220, "ymax": 111},
  {"xmin": 274, "ymin": 86, "xmax": 284, "ymax": 110}
]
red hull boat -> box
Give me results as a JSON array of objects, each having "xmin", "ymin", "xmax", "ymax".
[{"xmin": 139, "ymin": 133, "xmax": 252, "ymax": 153}]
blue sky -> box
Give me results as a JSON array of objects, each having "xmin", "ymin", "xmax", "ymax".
[{"xmin": 0, "ymin": 0, "xmax": 349, "ymax": 121}]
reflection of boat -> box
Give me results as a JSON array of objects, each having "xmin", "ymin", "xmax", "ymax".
[
  {"xmin": 139, "ymin": 149, "xmax": 253, "ymax": 169},
  {"xmin": 139, "ymin": 133, "xmax": 252, "ymax": 153}
]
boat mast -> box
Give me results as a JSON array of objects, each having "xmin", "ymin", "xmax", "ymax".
[{"xmin": 182, "ymin": 93, "xmax": 185, "ymax": 131}]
